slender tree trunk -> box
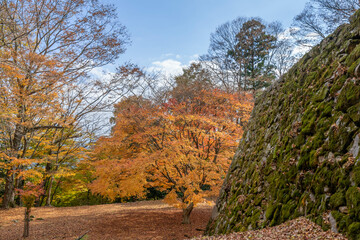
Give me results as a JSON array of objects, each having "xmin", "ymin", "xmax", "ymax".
[
  {"xmin": 87, "ymin": 189, "xmax": 91, "ymax": 203},
  {"xmin": 182, "ymin": 202, "xmax": 194, "ymax": 224},
  {"xmin": 3, "ymin": 123, "xmax": 24, "ymax": 209},
  {"xmin": 15, "ymin": 175, "xmax": 24, "ymax": 206},
  {"xmin": 38, "ymin": 177, "xmax": 50, "ymax": 207},
  {"xmin": 23, "ymin": 206, "xmax": 31, "ymax": 238},
  {"xmin": 45, "ymin": 176, "xmax": 53, "ymax": 206},
  {"xmin": 51, "ymin": 178, "xmax": 62, "ymax": 204},
  {"xmin": 2, "ymin": 169, "xmax": 16, "ymax": 209}
]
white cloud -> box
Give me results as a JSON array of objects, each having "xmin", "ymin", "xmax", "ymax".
[
  {"xmin": 148, "ymin": 59, "xmax": 185, "ymax": 76},
  {"xmin": 189, "ymin": 59, "xmax": 199, "ymax": 65},
  {"xmin": 89, "ymin": 66, "xmax": 115, "ymax": 81},
  {"xmin": 147, "ymin": 54, "xmax": 200, "ymax": 77}
]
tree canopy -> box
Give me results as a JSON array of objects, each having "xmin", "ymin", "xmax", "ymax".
[{"xmin": 90, "ymin": 65, "xmax": 254, "ymax": 223}]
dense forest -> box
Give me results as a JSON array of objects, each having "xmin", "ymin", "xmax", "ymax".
[{"xmin": 1, "ymin": 0, "xmax": 360, "ymax": 239}]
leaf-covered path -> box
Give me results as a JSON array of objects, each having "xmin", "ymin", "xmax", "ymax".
[
  {"xmin": 0, "ymin": 200, "xmax": 348, "ymax": 240},
  {"xmin": 0, "ymin": 200, "xmax": 212, "ymax": 240},
  {"xmin": 191, "ymin": 217, "xmax": 347, "ymax": 240}
]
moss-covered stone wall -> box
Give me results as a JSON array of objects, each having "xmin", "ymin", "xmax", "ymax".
[{"xmin": 205, "ymin": 11, "xmax": 360, "ymax": 240}]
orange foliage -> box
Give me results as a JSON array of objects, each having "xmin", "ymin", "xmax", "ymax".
[
  {"xmin": 90, "ymin": 90, "xmax": 253, "ymax": 210},
  {"xmin": 17, "ymin": 183, "xmax": 44, "ymax": 208},
  {"xmin": 0, "ymin": 0, "xmax": 130, "ymax": 209}
]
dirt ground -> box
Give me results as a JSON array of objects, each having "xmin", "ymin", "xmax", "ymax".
[{"xmin": 0, "ymin": 200, "xmax": 213, "ymax": 240}]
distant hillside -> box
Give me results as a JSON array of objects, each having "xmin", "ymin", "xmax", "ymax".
[{"xmin": 205, "ymin": 10, "xmax": 360, "ymax": 240}]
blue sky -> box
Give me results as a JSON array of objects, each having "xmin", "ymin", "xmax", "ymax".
[{"xmin": 101, "ymin": 0, "xmax": 309, "ymax": 75}]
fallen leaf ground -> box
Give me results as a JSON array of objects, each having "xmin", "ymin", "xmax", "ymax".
[
  {"xmin": 0, "ymin": 201, "xmax": 348, "ymax": 240},
  {"xmin": 191, "ymin": 217, "xmax": 347, "ymax": 240},
  {"xmin": 0, "ymin": 200, "xmax": 212, "ymax": 240}
]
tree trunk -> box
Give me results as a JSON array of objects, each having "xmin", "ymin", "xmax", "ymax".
[
  {"xmin": 23, "ymin": 206, "xmax": 31, "ymax": 238},
  {"xmin": 38, "ymin": 178, "xmax": 50, "ymax": 207},
  {"xmin": 15, "ymin": 175, "xmax": 24, "ymax": 206},
  {"xmin": 2, "ymin": 169, "xmax": 16, "ymax": 209},
  {"xmin": 51, "ymin": 178, "xmax": 62, "ymax": 204},
  {"xmin": 3, "ymin": 123, "xmax": 24, "ymax": 209},
  {"xmin": 45, "ymin": 176, "xmax": 53, "ymax": 206},
  {"xmin": 182, "ymin": 202, "xmax": 194, "ymax": 224}
]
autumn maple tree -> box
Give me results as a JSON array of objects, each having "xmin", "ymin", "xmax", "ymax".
[
  {"xmin": 0, "ymin": 0, "xmax": 136, "ymax": 211},
  {"xmin": 17, "ymin": 182, "xmax": 44, "ymax": 238},
  {"xmin": 90, "ymin": 65, "xmax": 253, "ymax": 223}
]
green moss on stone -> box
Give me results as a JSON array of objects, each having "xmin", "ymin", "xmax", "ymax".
[
  {"xmin": 298, "ymin": 150, "xmax": 310, "ymax": 170},
  {"xmin": 315, "ymin": 215, "xmax": 324, "ymax": 227},
  {"xmin": 254, "ymin": 195, "xmax": 263, "ymax": 206},
  {"xmin": 281, "ymin": 201, "xmax": 296, "ymax": 221},
  {"xmin": 345, "ymin": 44, "xmax": 360, "ymax": 67},
  {"xmin": 336, "ymin": 84, "xmax": 360, "ymax": 112},
  {"xmin": 320, "ymin": 104, "xmax": 333, "ymax": 118},
  {"xmin": 251, "ymin": 210, "xmax": 261, "ymax": 229},
  {"xmin": 352, "ymin": 167, "xmax": 360, "ymax": 186},
  {"xmin": 301, "ymin": 115, "xmax": 317, "ymax": 135},
  {"xmin": 309, "ymin": 150, "xmax": 318, "ymax": 168},
  {"xmin": 346, "ymin": 187, "xmax": 360, "ymax": 219},
  {"xmin": 330, "ymin": 75, "xmax": 347, "ymax": 96},
  {"xmin": 205, "ymin": 11, "xmax": 360, "ymax": 237},
  {"xmin": 265, "ymin": 204, "xmax": 277, "ymax": 221},
  {"xmin": 312, "ymin": 86, "xmax": 329, "ymax": 102},
  {"xmin": 348, "ymin": 102, "xmax": 360, "ymax": 124},
  {"xmin": 270, "ymin": 205, "xmax": 282, "ymax": 227},
  {"xmin": 295, "ymin": 134, "xmax": 306, "ymax": 147},
  {"xmin": 348, "ymin": 57, "xmax": 360, "ymax": 76},
  {"xmin": 329, "ymin": 192, "xmax": 346, "ymax": 209},
  {"xmin": 349, "ymin": 222, "xmax": 360, "ymax": 240}
]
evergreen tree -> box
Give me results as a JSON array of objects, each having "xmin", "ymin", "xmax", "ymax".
[{"xmin": 233, "ymin": 19, "xmax": 276, "ymax": 91}]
